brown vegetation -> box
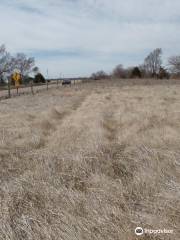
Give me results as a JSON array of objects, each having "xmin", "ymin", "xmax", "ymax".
[{"xmin": 0, "ymin": 79, "xmax": 180, "ymax": 239}]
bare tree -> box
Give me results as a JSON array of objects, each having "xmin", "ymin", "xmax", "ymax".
[
  {"xmin": 139, "ymin": 64, "xmax": 148, "ymax": 78},
  {"xmin": 112, "ymin": 64, "xmax": 126, "ymax": 78},
  {"xmin": 0, "ymin": 44, "xmax": 6, "ymax": 55},
  {"xmin": 144, "ymin": 48, "xmax": 162, "ymax": 77},
  {"xmin": 91, "ymin": 70, "xmax": 108, "ymax": 80},
  {"xmin": 0, "ymin": 44, "xmax": 14, "ymax": 78},
  {"xmin": 158, "ymin": 67, "xmax": 170, "ymax": 79},
  {"xmin": 14, "ymin": 53, "xmax": 35, "ymax": 76},
  {"xmin": 0, "ymin": 45, "xmax": 38, "ymax": 86},
  {"xmin": 168, "ymin": 56, "xmax": 180, "ymax": 75}
]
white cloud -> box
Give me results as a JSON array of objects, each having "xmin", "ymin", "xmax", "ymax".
[{"xmin": 0, "ymin": 0, "xmax": 179, "ymax": 77}]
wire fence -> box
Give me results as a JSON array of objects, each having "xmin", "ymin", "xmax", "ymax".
[{"xmin": 0, "ymin": 79, "xmax": 84, "ymax": 100}]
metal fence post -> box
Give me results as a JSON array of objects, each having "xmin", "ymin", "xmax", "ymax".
[
  {"xmin": 30, "ymin": 80, "xmax": 34, "ymax": 95},
  {"xmin": 8, "ymin": 77, "xmax": 11, "ymax": 98}
]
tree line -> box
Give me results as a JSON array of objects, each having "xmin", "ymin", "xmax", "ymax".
[
  {"xmin": 0, "ymin": 45, "xmax": 45, "ymax": 85},
  {"xmin": 1, "ymin": 45, "xmax": 180, "ymax": 84},
  {"xmin": 91, "ymin": 48, "xmax": 180, "ymax": 80}
]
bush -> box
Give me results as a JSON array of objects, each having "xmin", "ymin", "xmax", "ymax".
[
  {"xmin": 0, "ymin": 76, "xmax": 6, "ymax": 85},
  {"xmin": 23, "ymin": 76, "xmax": 34, "ymax": 84},
  {"xmin": 158, "ymin": 67, "xmax": 170, "ymax": 79},
  {"xmin": 112, "ymin": 64, "xmax": 127, "ymax": 78},
  {"xmin": 131, "ymin": 67, "xmax": 142, "ymax": 78},
  {"xmin": 91, "ymin": 71, "xmax": 108, "ymax": 80},
  {"xmin": 34, "ymin": 73, "xmax": 46, "ymax": 83}
]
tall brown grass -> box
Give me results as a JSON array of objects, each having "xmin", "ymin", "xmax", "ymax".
[{"xmin": 0, "ymin": 79, "xmax": 180, "ymax": 239}]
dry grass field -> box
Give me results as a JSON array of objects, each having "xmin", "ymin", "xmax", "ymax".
[{"xmin": 0, "ymin": 79, "xmax": 180, "ymax": 239}]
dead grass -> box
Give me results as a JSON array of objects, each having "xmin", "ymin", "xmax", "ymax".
[{"xmin": 0, "ymin": 79, "xmax": 180, "ymax": 239}]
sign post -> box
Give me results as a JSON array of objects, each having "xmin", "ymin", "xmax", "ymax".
[{"xmin": 12, "ymin": 71, "xmax": 21, "ymax": 95}]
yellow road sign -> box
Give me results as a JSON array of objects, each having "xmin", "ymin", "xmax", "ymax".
[{"xmin": 12, "ymin": 72, "xmax": 21, "ymax": 88}]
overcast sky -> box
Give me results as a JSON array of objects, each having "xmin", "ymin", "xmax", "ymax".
[{"xmin": 0, "ymin": 0, "xmax": 180, "ymax": 77}]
